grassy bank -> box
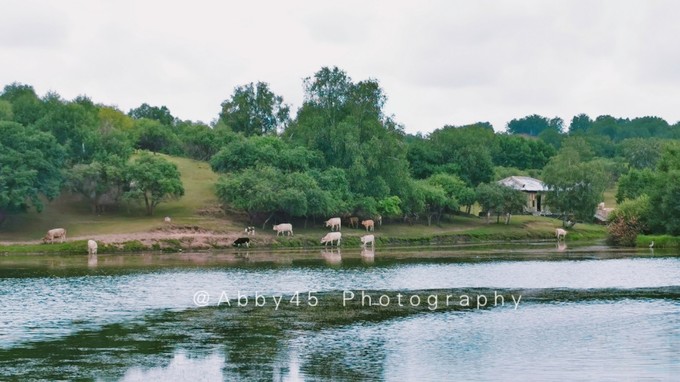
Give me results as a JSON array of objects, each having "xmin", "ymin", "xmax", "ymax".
[{"xmin": 0, "ymin": 155, "xmax": 607, "ymax": 254}]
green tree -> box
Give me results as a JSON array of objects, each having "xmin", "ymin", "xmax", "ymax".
[
  {"xmin": 476, "ymin": 182, "xmax": 526, "ymax": 224},
  {"xmin": 427, "ymin": 124, "xmax": 495, "ymax": 185},
  {"xmin": 218, "ymin": 82, "xmax": 290, "ymax": 136},
  {"xmin": 215, "ymin": 166, "xmax": 336, "ymax": 226},
  {"xmin": 0, "ymin": 121, "xmax": 65, "ymax": 220},
  {"xmin": 124, "ymin": 153, "xmax": 184, "ymax": 215},
  {"xmin": 416, "ymin": 180, "xmax": 451, "ymax": 226},
  {"xmin": 618, "ymin": 138, "xmax": 662, "ymax": 169},
  {"xmin": 568, "ymin": 114, "xmax": 592, "ymax": 134},
  {"xmin": 133, "ymin": 119, "xmax": 182, "ymax": 155},
  {"xmin": 377, "ymin": 196, "xmax": 402, "ymax": 219},
  {"xmin": 210, "ymin": 135, "xmax": 323, "ymax": 173},
  {"xmin": 33, "ymin": 93, "xmax": 98, "ymax": 163},
  {"xmin": 178, "ymin": 123, "xmax": 235, "ymax": 161},
  {"xmin": 506, "ymin": 114, "xmax": 562, "ymax": 136},
  {"xmin": 0, "ymin": 83, "xmax": 44, "ymax": 126},
  {"xmin": 616, "ymin": 168, "xmax": 656, "ymax": 204},
  {"xmin": 493, "ymin": 134, "xmax": 556, "ymax": 169},
  {"xmin": 0, "ymin": 100, "xmax": 12, "ymax": 121},
  {"xmin": 65, "ymin": 159, "xmax": 127, "ymax": 214},
  {"xmin": 647, "ymin": 143, "xmax": 680, "ymax": 234},
  {"xmin": 285, "ymin": 66, "xmax": 410, "ymax": 198},
  {"xmin": 542, "ymin": 144, "xmax": 608, "ymax": 224},
  {"xmin": 128, "ymin": 103, "xmax": 175, "ymax": 126}
]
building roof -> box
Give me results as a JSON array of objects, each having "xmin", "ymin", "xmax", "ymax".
[{"xmin": 498, "ymin": 176, "xmax": 549, "ymax": 192}]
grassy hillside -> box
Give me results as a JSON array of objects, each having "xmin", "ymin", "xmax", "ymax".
[
  {"xmin": 0, "ymin": 154, "xmax": 607, "ymax": 248},
  {"xmin": 0, "ymin": 155, "xmax": 242, "ymax": 242}
]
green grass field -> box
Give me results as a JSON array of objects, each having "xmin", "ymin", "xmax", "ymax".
[{"xmin": 0, "ymin": 154, "xmax": 607, "ymax": 248}]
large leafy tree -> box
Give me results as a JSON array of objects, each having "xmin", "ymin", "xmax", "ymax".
[
  {"xmin": 177, "ymin": 123, "xmax": 235, "ymax": 161},
  {"xmin": 506, "ymin": 114, "xmax": 563, "ymax": 136},
  {"xmin": 568, "ymin": 114, "xmax": 593, "ymax": 134},
  {"xmin": 32, "ymin": 92, "xmax": 98, "ymax": 164},
  {"xmin": 132, "ymin": 119, "xmax": 182, "ymax": 155},
  {"xmin": 210, "ymin": 135, "xmax": 323, "ymax": 173},
  {"xmin": 284, "ymin": 66, "xmax": 410, "ymax": 199},
  {"xmin": 476, "ymin": 183, "xmax": 526, "ymax": 224},
  {"xmin": 65, "ymin": 159, "xmax": 127, "ymax": 214},
  {"xmin": 647, "ymin": 143, "xmax": 680, "ymax": 234},
  {"xmin": 128, "ymin": 103, "xmax": 175, "ymax": 126},
  {"xmin": 493, "ymin": 134, "xmax": 556, "ymax": 169},
  {"xmin": 542, "ymin": 139, "xmax": 608, "ymax": 224},
  {"xmin": 0, "ymin": 83, "xmax": 45, "ymax": 126},
  {"xmin": 615, "ymin": 168, "xmax": 656, "ymax": 204},
  {"xmin": 618, "ymin": 138, "xmax": 662, "ymax": 170},
  {"xmin": 424, "ymin": 124, "xmax": 495, "ymax": 185},
  {"xmin": 215, "ymin": 166, "xmax": 337, "ymax": 226},
  {"xmin": 0, "ymin": 121, "xmax": 65, "ymax": 222},
  {"xmin": 218, "ymin": 82, "xmax": 290, "ymax": 136},
  {"xmin": 124, "ymin": 153, "xmax": 184, "ymax": 216}
]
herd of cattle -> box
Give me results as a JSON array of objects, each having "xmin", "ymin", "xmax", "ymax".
[{"xmin": 41, "ymin": 214, "xmax": 568, "ymax": 253}]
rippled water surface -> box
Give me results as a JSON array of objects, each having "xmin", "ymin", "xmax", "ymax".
[{"xmin": 0, "ymin": 245, "xmax": 679, "ymax": 381}]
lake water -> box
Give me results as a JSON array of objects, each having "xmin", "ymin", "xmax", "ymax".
[{"xmin": 0, "ymin": 244, "xmax": 678, "ymax": 381}]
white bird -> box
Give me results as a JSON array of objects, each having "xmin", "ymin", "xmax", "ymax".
[{"xmin": 649, "ymin": 241, "xmax": 655, "ymax": 249}]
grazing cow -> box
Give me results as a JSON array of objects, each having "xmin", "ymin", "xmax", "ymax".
[
  {"xmin": 87, "ymin": 239, "xmax": 98, "ymax": 255},
  {"xmin": 361, "ymin": 219, "xmax": 375, "ymax": 232},
  {"xmin": 233, "ymin": 237, "xmax": 250, "ymax": 248},
  {"xmin": 348, "ymin": 216, "xmax": 359, "ymax": 229},
  {"xmin": 325, "ymin": 217, "xmax": 342, "ymax": 231},
  {"xmin": 321, "ymin": 232, "xmax": 342, "ymax": 247},
  {"xmin": 360, "ymin": 234, "xmax": 375, "ymax": 248},
  {"xmin": 43, "ymin": 228, "xmax": 67, "ymax": 244},
  {"xmin": 245, "ymin": 226, "xmax": 255, "ymax": 235},
  {"xmin": 555, "ymin": 228, "xmax": 567, "ymax": 241},
  {"xmin": 164, "ymin": 216, "xmax": 171, "ymax": 223},
  {"xmin": 273, "ymin": 223, "xmax": 294, "ymax": 236}
]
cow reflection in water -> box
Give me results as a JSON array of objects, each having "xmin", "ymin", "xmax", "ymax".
[
  {"xmin": 360, "ymin": 248, "xmax": 375, "ymax": 264},
  {"xmin": 556, "ymin": 241, "xmax": 567, "ymax": 252},
  {"xmin": 321, "ymin": 249, "xmax": 342, "ymax": 265},
  {"xmin": 87, "ymin": 253, "xmax": 98, "ymax": 268}
]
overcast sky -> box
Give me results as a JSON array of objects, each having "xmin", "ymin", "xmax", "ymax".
[{"xmin": 2, "ymin": 0, "xmax": 679, "ymax": 134}]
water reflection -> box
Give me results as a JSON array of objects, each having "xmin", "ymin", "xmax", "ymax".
[
  {"xmin": 321, "ymin": 249, "xmax": 342, "ymax": 265},
  {"xmin": 87, "ymin": 253, "xmax": 97, "ymax": 268},
  {"xmin": 0, "ymin": 247, "xmax": 679, "ymax": 380},
  {"xmin": 556, "ymin": 242, "xmax": 567, "ymax": 252},
  {"xmin": 1, "ymin": 299, "xmax": 677, "ymax": 381},
  {"xmin": 121, "ymin": 351, "xmax": 225, "ymax": 381},
  {"xmin": 361, "ymin": 248, "xmax": 375, "ymax": 264}
]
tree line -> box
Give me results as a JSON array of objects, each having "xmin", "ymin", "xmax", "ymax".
[{"xmin": 1, "ymin": 66, "xmax": 679, "ymax": 243}]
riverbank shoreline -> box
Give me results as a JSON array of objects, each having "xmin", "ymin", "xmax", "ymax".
[{"xmin": 1, "ymin": 222, "xmax": 609, "ymax": 254}]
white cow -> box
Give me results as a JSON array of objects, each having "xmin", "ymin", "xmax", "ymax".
[
  {"xmin": 360, "ymin": 234, "xmax": 375, "ymax": 248},
  {"xmin": 164, "ymin": 216, "xmax": 172, "ymax": 223},
  {"xmin": 87, "ymin": 239, "xmax": 98, "ymax": 255},
  {"xmin": 273, "ymin": 223, "xmax": 293, "ymax": 236},
  {"xmin": 325, "ymin": 217, "xmax": 342, "ymax": 231},
  {"xmin": 555, "ymin": 228, "xmax": 567, "ymax": 241},
  {"xmin": 321, "ymin": 231, "xmax": 342, "ymax": 247},
  {"xmin": 43, "ymin": 228, "xmax": 67, "ymax": 243}
]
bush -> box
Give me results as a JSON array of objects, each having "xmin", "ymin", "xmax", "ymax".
[{"xmin": 607, "ymin": 216, "xmax": 642, "ymax": 247}]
